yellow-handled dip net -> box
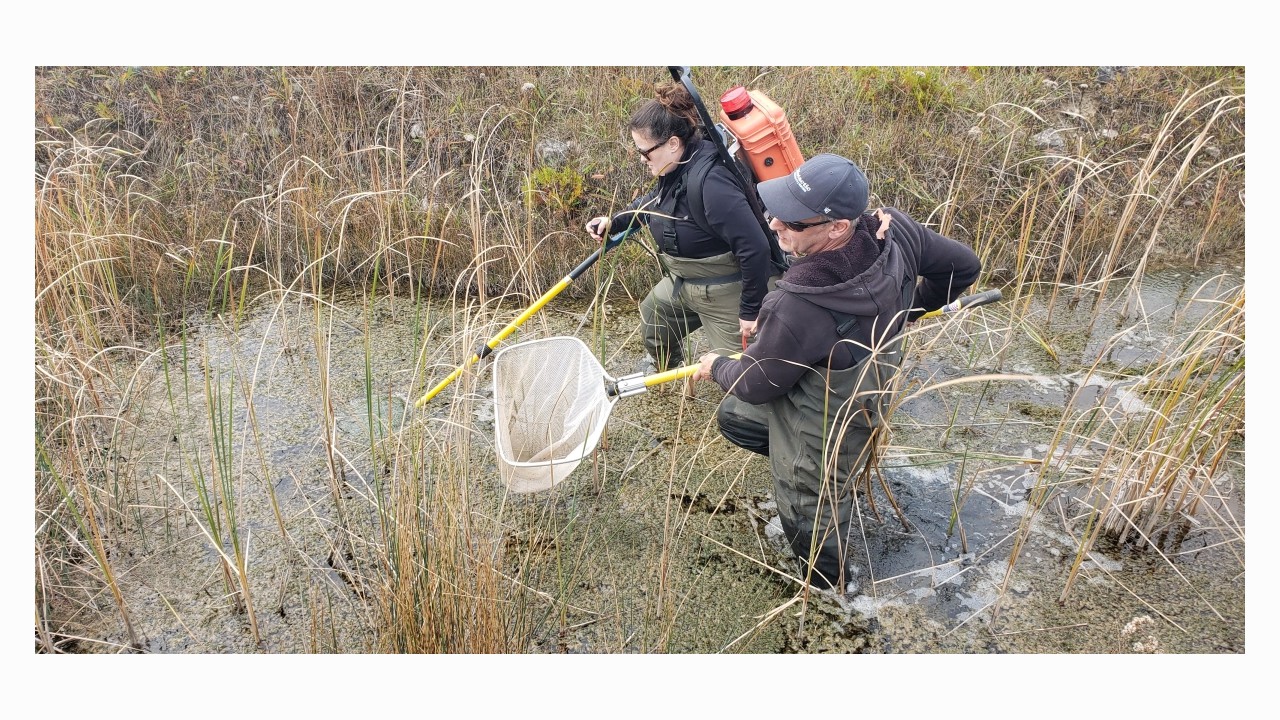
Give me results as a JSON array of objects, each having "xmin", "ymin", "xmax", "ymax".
[
  {"xmin": 489, "ymin": 290, "xmax": 1004, "ymax": 493},
  {"xmin": 491, "ymin": 336, "xmax": 699, "ymax": 493}
]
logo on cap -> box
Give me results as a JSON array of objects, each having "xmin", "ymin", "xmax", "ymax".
[{"xmin": 793, "ymin": 169, "xmax": 810, "ymax": 193}]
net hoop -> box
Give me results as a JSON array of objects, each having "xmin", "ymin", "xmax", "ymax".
[{"xmin": 491, "ymin": 336, "xmax": 618, "ymax": 493}]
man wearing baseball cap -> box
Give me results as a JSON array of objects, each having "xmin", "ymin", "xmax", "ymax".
[{"xmin": 694, "ymin": 153, "xmax": 982, "ymax": 594}]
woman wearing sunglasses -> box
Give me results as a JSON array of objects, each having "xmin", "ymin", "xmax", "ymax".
[{"xmin": 585, "ymin": 82, "xmax": 779, "ymax": 373}]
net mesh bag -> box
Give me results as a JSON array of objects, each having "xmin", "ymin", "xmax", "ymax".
[{"xmin": 491, "ymin": 336, "xmax": 617, "ymax": 493}]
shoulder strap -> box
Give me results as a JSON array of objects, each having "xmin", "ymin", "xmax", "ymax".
[
  {"xmin": 687, "ymin": 151, "xmax": 790, "ymax": 275},
  {"xmin": 684, "ymin": 150, "xmax": 718, "ymax": 238}
]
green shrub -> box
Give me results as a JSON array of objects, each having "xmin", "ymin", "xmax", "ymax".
[{"xmin": 524, "ymin": 164, "xmax": 586, "ymax": 220}]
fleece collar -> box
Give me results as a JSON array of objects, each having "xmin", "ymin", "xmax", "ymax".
[{"xmin": 783, "ymin": 213, "xmax": 883, "ymax": 288}]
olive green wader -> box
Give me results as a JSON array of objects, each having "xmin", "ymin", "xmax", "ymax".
[
  {"xmin": 640, "ymin": 250, "xmax": 777, "ymax": 370},
  {"xmin": 717, "ymin": 336, "xmax": 905, "ymax": 590}
]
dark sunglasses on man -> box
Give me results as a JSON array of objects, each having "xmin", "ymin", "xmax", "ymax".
[{"xmin": 766, "ymin": 211, "xmax": 833, "ymax": 232}]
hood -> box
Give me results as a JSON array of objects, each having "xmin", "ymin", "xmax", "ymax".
[{"xmin": 776, "ymin": 214, "xmax": 905, "ymax": 316}]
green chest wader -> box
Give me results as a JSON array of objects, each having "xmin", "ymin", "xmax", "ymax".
[
  {"xmin": 764, "ymin": 267, "xmax": 914, "ymax": 590},
  {"xmin": 642, "ymin": 174, "xmax": 752, "ymax": 364},
  {"xmin": 765, "ymin": 335, "xmax": 905, "ymax": 589}
]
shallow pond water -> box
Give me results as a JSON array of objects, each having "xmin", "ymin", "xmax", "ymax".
[{"xmin": 65, "ymin": 261, "xmax": 1245, "ymax": 654}]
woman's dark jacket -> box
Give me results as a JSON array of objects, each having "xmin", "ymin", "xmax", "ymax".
[{"xmin": 609, "ymin": 137, "xmax": 774, "ymax": 321}]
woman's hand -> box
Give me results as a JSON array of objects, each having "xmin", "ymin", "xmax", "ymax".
[
  {"xmin": 586, "ymin": 216, "xmax": 611, "ymax": 241},
  {"xmin": 874, "ymin": 209, "xmax": 893, "ymax": 240},
  {"xmin": 738, "ymin": 318, "xmax": 758, "ymax": 345}
]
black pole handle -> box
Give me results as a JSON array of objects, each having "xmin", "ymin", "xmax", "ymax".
[
  {"xmin": 667, "ymin": 66, "xmax": 739, "ymax": 176},
  {"xmin": 667, "ymin": 65, "xmax": 784, "ymax": 270},
  {"xmin": 567, "ymin": 228, "xmax": 634, "ymax": 281},
  {"xmin": 918, "ymin": 288, "xmax": 1004, "ymax": 320}
]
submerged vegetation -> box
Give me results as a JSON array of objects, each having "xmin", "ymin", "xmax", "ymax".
[{"xmin": 33, "ymin": 66, "xmax": 1244, "ymax": 653}]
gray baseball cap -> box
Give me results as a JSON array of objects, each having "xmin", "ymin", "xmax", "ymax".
[{"xmin": 757, "ymin": 153, "xmax": 869, "ymax": 222}]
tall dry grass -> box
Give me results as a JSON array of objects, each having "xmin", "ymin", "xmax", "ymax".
[{"xmin": 998, "ymin": 278, "xmax": 1244, "ymax": 616}]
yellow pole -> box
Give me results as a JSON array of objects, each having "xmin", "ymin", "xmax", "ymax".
[
  {"xmin": 641, "ymin": 363, "xmax": 700, "ymax": 388},
  {"xmin": 414, "ymin": 277, "xmax": 572, "ymax": 407}
]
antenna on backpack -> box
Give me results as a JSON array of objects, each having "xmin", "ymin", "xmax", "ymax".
[{"xmin": 667, "ymin": 65, "xmax": 790, "ymax": 272}]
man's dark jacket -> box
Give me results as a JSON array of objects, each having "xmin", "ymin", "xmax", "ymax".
[{"xmin": 710, "ymin": 207, "xmax": 981, "ymax": 399}]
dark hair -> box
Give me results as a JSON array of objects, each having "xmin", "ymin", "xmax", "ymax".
[{"xmin": 628, "ymin": 82, "xmax": 701, "ymax": 147}]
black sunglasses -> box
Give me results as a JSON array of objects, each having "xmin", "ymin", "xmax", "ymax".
[
  {"xmin": 636, "ymin": 137, "xmax": 670, "ymax": 160},
  {"xmin": 767, "ymin": 212, "xmax": 833, "ymax": 232}
]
